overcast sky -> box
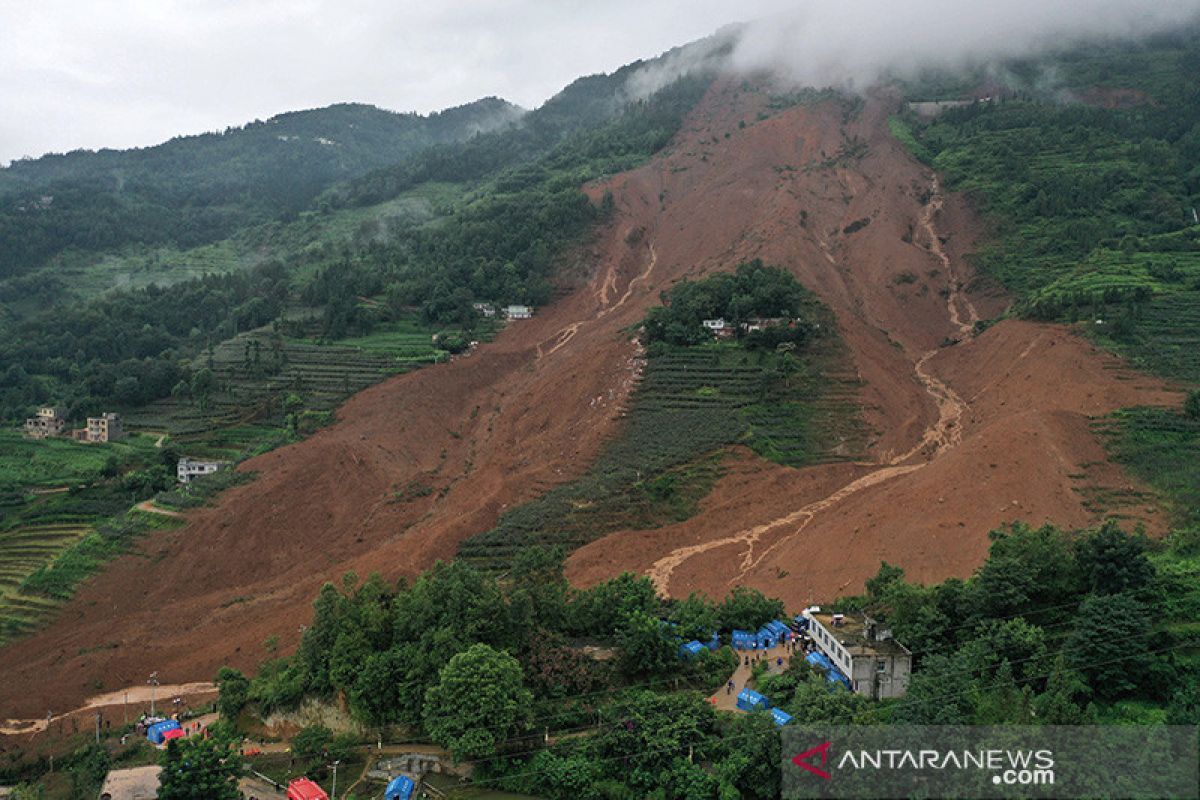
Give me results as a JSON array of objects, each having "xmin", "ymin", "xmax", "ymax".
[
  {"xmin": 3, "ymin": 1, "xmax": 1197, "ymax": 166},
  {"xmin": 0, "ymin": 1, "xmax": 783, "ymax": 165}
]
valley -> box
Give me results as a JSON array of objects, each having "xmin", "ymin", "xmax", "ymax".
[{"xmin": 0, "ymin": 79, "xmax": 1181, "ymax": 720}]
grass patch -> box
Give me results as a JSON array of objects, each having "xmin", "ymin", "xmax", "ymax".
[{"xmin": 0, "ymin": 430, "xmax": 158, "ymax": 492}]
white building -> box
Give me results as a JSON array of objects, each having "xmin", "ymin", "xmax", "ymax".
[
  {"xmin": 177, "ymin": 458, "xmax": 227, "ymax": 484},
  {"xmin": 803, "ymin": 608, "xmax": 912, "ymax": 699},
  {"xmin": 505, "ymin": 305, "xmax": 532, "ymax": 320},
  {"xmin": 701, "ymin": 318, "xmax": 726, "ymax": 331},
  {"xmin": 472, "ymin": 302, "xmax": 497, "ymax": 318}
]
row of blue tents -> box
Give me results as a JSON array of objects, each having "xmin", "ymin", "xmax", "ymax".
[{"xmin": 731, "ymin": 619, "xmax": 795, "ymax": 650}]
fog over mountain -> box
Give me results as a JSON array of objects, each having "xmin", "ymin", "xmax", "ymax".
[{"xmin": 3, "ymin": 0, "xmax": 1198, "ymax": 164}]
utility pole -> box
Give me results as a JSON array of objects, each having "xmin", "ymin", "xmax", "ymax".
[
  {"xmin": 148, "ymin": 671, "xmax": 160, "ymax": 717},
  {"xmin": 95, "ymin": 712, "xmax": 102, "ymax": 744},
  {"xmin": 124, "ymin": 691, "xmax": 129, "ymax": 725},
  {"xmin": 329, "ymin": 760, "xmax": 340, "ymax": 800}
]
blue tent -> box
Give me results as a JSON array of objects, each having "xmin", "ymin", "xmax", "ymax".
[
  {"xmin": 793, "ymin": 614, "xmax": 809, "ymax": 631},
  {"xmin": 385, "ymin": 776, "xmax": 415, "ymax": 800},
  {"xmin": 764, "ymin": 620, "xmax": 791, "ymax": 645},
  {"xmin": 736, "ymin": 688, "xmax": 771, "ymax": 711},
  {"xmin": 754, "ymin": 627, "xmax": 775, "ymax": 648},
  {"xmin": 731, "ymin": 629, "xmax": 754, "ymax": 649},
  {"xmin": 706, "ymin": 632, "xmax": 720, "ymax": 650},
  {"xmin": 826, "ymin": 670, "xmax": 852, "ymax": 690},
  {"xmin": 146, "ymin": 719, "xmax": 181, "ymax": 744},
  {"xmin": 679, "ymin": 640, "xmax": 705, "ymax": 659},
  {"xmin": 805, "ymin": 651, "xmax": 833, "ymax": 672},
  {"xmin": 771, "ymin": 708, "xmax": 793, "ymax": 727},
  {"xmin": 804, "ymin": 651, "xmax": 851, "ymax": 690}
]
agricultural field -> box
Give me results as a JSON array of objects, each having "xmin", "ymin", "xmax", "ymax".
[
  {"xmin": 1095, "ymin": 405, "xmax": 1200, "ymax": 528},
  {"xmin": 124, "ymin": 313, "xmax": 461, "ymax": 443},
  {"xmin": 0, "ymin": 511, "xmax": 181, "ymax": 646},
  {"xmin": 0, "ymin": 429, "xmax": 158, "ymax": 492},
  {"xmin": 459, "ymin": 338, "xmax": 864, "ymax": 571},
  {"xmin": 1087, "ymin": 290, "xmax": 1200, "ymax": 385}
]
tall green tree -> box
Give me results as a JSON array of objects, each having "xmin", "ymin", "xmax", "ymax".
[
  {"xmin": 157, "ymin": 736, "xmax": 243, "ymax": 800},
  {"xmin": 423, "ymin": 643, "xmax": 533, "ymax": 761}
]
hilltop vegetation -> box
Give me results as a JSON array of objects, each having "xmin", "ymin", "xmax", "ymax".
[
  {"xmin": 902, "ymin": 27, "xmax": 1200, "ymax": 382},
  {"xmin": 0, "ymin": 99, "xmax": 522, "ymax": 282},
  {"xmin": 642, "ymin": 259, "xmax": 815, "ymax": 348}
]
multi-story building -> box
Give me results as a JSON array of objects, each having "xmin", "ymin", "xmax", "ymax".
[
  {"xmin": 24, "ymin": 407, "xmax": 68, "ymax": 439},
  {"xmin": 802, "ymin": 608, "xmax": 912, "ymax": 699},
  {"xmin": 85, "ymin": 412, "xmax": 124, "ymax": 443}
]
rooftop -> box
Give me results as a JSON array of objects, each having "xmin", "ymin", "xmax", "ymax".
[{"xmin": 809, "ymin": 610, "xmax": 910, "ymax": 657}]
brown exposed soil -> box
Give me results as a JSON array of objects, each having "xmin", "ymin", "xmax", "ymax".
[{"xmin": 0, "ymin": 80, "xmax": 1180, "ymax": 722}]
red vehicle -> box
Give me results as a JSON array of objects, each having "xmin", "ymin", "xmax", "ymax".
[{"xmin": 287, "ymin": 778, "xmax": 329, "ymax": 800}]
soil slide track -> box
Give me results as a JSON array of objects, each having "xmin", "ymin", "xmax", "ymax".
[{"xmin": 0, "ymin": 81, "xmax": 1179, "ymax": 720}]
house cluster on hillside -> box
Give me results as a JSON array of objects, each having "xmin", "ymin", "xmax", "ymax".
[
  {"xmin": 701, "ymin": 316, "xmax": 795, "ymax": 340},
  {"xmin": 24, "ymin": 407, "xmax": 125, "ymax": 443},
  {"xmin": 472, "ymin": 303, "xmax": 533, "ymax": 320}
]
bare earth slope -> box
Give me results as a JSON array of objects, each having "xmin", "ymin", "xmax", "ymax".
[{"xmin": 0, "ymin": 81, "xmax": 1179, "ymax": 720}]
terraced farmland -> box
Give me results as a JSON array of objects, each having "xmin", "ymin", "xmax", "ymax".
[
  {"xmin": 0, "ymin": 523, "xmax": 91, "ymax": 644},
  {"xmin": 1090, "ymin": 290, "xmax": 1200, "ymax": 385},
  {"xmin": 125, "ymin": 316, "xmax": 455, "ymax": 443},
  {"xmin": 460, "ymin": 339, "xmax": 865, "ymax": 571}
]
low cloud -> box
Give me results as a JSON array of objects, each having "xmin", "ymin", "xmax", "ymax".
[{"xmin": 726, "ymin": 0, "xmax": 1200, "ymax": 92}]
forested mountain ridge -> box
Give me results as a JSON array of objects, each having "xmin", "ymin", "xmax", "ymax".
[{"xmin": 0, "ymin": 97, "xmax": 523, "ymax": 280}]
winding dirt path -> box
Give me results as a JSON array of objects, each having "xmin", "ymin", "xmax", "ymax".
[
  {"xmin": 134, "ymin": 499, "xmax": 184, "ymax": 518},
  {"xmin": 648, "ymin": 176, "xmax": 980, "ymax": 595},
  {"xmin": 540, "ymin": 241, "xmax": 657, "ymax": 360}
]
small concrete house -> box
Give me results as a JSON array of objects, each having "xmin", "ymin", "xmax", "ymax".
[
  {"xmin": 803, "ymin": 608, "xmax": 912, "ymax": 699},
  {"xmin": 472, "ymin": 302, "xmax": 497, "ymax": 318},
  {"xmin": 505, "ymin": 305, "xmax": 532, "ymax": 320},
  {"xmin": 85, "ymin": 413, "xmax": 124, "ymax": 443},
  {"xmin": 177, "ymin": 458, "xmax": 227, "ymax": 484},
  {"xmin": 24, "ymin": 407, "xmax": 68, "ymax": 439}
]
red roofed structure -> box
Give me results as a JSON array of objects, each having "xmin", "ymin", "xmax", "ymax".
[{"xmin": 287, "ymin": 778, "xmax": 329, "ymax": 800}]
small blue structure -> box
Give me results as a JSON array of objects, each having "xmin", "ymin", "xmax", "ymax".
[
  {"xmin": 804, "ymin": 651, "xmax": 851, "ymax": 690},
  {"xmin": 826, "ymin": 670, "xmax": 852, "ymax": 690},
  {"xmin": 146, "ymin": 719, "xmax": 181, "ymax": 744},
  {"xmin": 766, "ymin": 620, "xmax": 792, "ymax": 643},
  {"xmin": 755, "ymin": 627, "xmax": 777, "ymax": 648},
  {"xmin": 771, "ymin": 708, "xmax": 793, "ymax": 727},
  {"xmin": 736, "ymin": 688, "xmax": 771, "ymax": 712},
  {"xmin": 679, "ymin": 640, "xmax": 706, "ymax": 659},
  {"xmin": 385, "ymin": 776, "xmax": 415, "ymax": 800},
  {"xmin": 793, "ymin": 614, "xmax": 809, "ymax": 632},
  {"xmin": 706, "ymin": 632, "xmax": 720, "ymax": 650},
  {"xmin": 805, "ymin": 651, "xmax": 834, "ymax": 671},
  {"xmin": 731, "ymin": 629, "xmax": 755, "ymax": 649}
]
